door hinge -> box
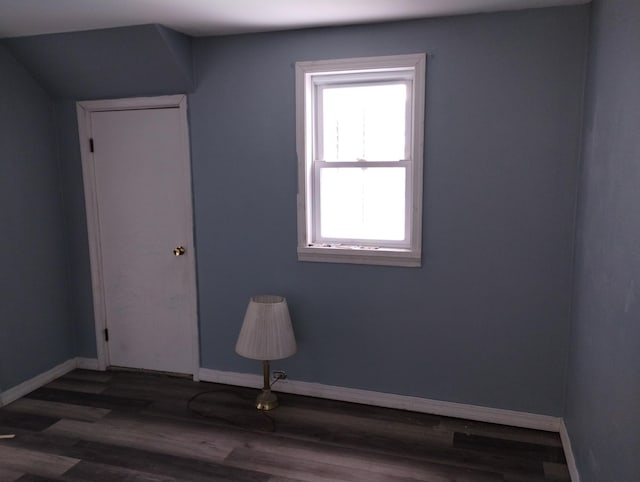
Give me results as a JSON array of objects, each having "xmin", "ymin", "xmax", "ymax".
[
  {"xmin": 104, "ymin": 328, "xmax": 109, "ymax": 342},
  {"xmin": 89, "ymin": 138, "xmax": 94, "ymax": 153}
]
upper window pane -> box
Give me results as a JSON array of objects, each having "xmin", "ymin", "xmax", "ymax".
[{"xmin": 321, "ymin": 83, "xmax": 407, "ymax": 162}]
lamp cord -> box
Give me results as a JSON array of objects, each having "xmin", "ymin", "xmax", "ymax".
[
  {"xmin": 270, "ymin": 375, "xmax": 283, "ymax": 387},
  {"xmin": 186, "ymin": 388, "xmax": 276, "ymax": 432}
]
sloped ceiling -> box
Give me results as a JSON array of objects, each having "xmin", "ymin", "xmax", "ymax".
[{"xmin": 4, "ymin": 25, "xmax": 194, "ymax": 100}]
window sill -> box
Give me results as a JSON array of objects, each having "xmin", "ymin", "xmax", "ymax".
[{"xmin": 297, "ymin": 245, "xmax": 421, "ymax": 267}]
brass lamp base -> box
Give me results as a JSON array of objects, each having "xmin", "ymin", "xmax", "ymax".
[
  {"xmin": 256, "ymin": 389, "xmax": 278, "ymax": 410},
  {"xmin": 255, "ymin": 360, "xmax": 279, "ymax": 411}
]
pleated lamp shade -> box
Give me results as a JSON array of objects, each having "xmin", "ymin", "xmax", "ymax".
[{"xmin": 235, "ymin": 295, "xmax": 297, "ymax": 361}]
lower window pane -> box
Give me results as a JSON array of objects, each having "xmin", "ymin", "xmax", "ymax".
[{"xmin": 320, "ymin": 167, "xmax": 405, "ymax": 241}]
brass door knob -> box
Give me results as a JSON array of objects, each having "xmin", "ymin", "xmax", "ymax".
[{"xmin": 173, "ymin": 246, "xmax": 186, "ymax": 256}]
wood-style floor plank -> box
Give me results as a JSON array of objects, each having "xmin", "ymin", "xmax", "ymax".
[
  {"xmin": 0, "ymin": 411, "xmax": 59, "ymax": 432},
  {"xmin": 0, "ymin": 467, "xmax": 23, "ymax": 482},
  {"xmin": 45, "ymin": 379, "xmax": 107, "ymax": 395},
  {"xmin": 46, "ymin": 416, "xmax": 235, "ymax": 463},
  {"xmin": 27, "ymin": 387, "xmax": 149, "ymax": 411},
  {"xmin": 226, "ymin": 446, "xmax": 440, "ymax": 482},
  {"xmin": 264, "ymin": 404, "xmax": 455, "ymax": 446},
  {"xmin": 60, "ymin": 370, "xmax": 112, "ymax": 384},
  {"xmin": 0, "ymin": 369, "xmax": 570, "ymax": 481},
  {"xmin": 225, "ymin": 442, "xmax": 503, "ymax": 482},
  {"xmin": 0, "ymin": 444, "xmax": 79, "ymax": 478},
  {"xmin": 59, "ymin": 460, "xmax": 179, "ymax": 482},
  {"xmin": 62, "ymin": 440, "xmax": 270, "ymax": 482},
  {"xmin": 14, "ymin": 475, "xmax": 59, "ymax": 482},
  {"xmin": 438, "ymin": 416, "xmax": 564, "ymax": 448},
  {"xmin": 543, "ymin": 461, "xmax": 572, "ymax": 480},
  {"xmin": 4, "ymin": 399, "xmax": 110, "ymax": 423},
  {"xmin": 453, "ymin": 433, "xmax": 566, "ymax": 463}
]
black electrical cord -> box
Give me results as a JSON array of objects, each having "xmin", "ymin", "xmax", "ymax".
[{"xmin": 186, "ymin": 388, "xmax": 276, "ymax": 432}]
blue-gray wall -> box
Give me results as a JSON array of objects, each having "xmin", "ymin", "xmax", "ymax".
[
  {"xmin": 2, "ymin": 6, "xmax": 592, "ymax": 418},
  {"xmin": 0, "ymin": 45, "xmax": 74, "ymax": 390},
  {"xmin": 5, "ymin": 25, "xmax": 194, "ymax": 99},
  {"xmin": 190, "ymin": 6, "xmax": 588, "ymax": 415},
  {"xmin": 53, "ymin": 100, "xmax": 96, "ymax": 359},
  {"xmin": 565, "ymin": 0, "xmax": 640, "ymax": 480}
]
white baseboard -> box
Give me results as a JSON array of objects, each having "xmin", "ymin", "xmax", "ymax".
[
  {"xmin": 0, "ymin": 359, "xmax": 77, "ymax": 407},
  {"xmin": 0, "ymin": 357, "xmax": 103, "ymax": 407},
  {"xmin": 76, "ymin": 357, "xmax": 100, "ymax": 370},
  {"xmin": 560, "ymin": 420, "xmax": 581, "ymax": 482},
  {"xmin": 198, "ymin": 367, "xmax": 562, "ymax": 432}
]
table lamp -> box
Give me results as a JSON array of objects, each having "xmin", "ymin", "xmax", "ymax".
[{"xmin": 235, "ymin": 295, "xmax": 297, "ymax": 410}]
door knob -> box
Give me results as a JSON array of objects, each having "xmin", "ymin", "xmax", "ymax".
[{"xmin": 173, "ymin": 246, "xmax": 186, "ymax": 256}]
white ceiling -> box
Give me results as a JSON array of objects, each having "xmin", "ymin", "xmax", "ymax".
[{"xmin": 0, "ymin": 0, "xmax": 589, "ymax": 39}]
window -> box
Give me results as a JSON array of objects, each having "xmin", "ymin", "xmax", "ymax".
[{"xmin": 295, "ymin": 54, "xmax": 426, "ymax": 267}]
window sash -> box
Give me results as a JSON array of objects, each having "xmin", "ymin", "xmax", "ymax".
[
  {"xmin": 311, "ymin": 76, "xmax": 414, "ymax": 247},
  {"xmin": 315, "ymin": 80, "xmax": 413, "ymax": 163},
  {"xmin": 311, "ymin": 161, "xmax": 412, "ymax": 248}
]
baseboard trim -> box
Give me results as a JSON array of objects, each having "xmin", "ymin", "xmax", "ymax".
[
  {"xmin": 560, "ymin": 420, "xmax": 581, "ymax": 482},
  {"xmin": 198, "ymin": 367, "xmax": 562, "ymax": 432},
  {"xmin": 0, "ymin": 359, "xmax": 77, "ymax": 407},
  {"xmin": 76, "ymin": 357, "xmax": 100, "ymax": 370}
]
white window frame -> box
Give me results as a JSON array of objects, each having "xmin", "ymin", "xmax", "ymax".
[{"xmin": 296, "ymin": 53, "xmax": 426, "ymax": 267}]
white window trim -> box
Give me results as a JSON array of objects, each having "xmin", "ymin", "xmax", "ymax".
[{"xmin": 295, "ymin": 53, "xmax": 426, "ymax": 267}]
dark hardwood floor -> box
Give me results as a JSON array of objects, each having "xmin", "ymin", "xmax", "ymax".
[{"xmin": 0, "ymin": 370, "xmax": 569, "ymax": 481}]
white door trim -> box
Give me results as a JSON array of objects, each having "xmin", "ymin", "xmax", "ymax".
[{"xmin": 76, "ymin": 95, "xmax": 200, "ymax": 379}]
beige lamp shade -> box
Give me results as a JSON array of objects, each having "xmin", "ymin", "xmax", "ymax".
[{"xmin": 235, "ymin": 295, "xmax": 297, "ymax": 361}]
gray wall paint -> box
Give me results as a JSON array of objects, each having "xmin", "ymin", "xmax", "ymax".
[
  {"xmin": 157, "ymin": 25, "xmax": 195, "ymax": 90},
  {"xmin": 189, "ymin": 7, "xmax": 588, "ymax": 415},
  {"xmin": 53, "ymin": 100, "xmax": 97, "ymax": 359},
  {"xmin": 5, "ymin": 25, "xmax": 194, "ymax": 99},
  {"xmin": 0, "ymin": 45, "xmax": 74, "ymax": 390},
  {"xmin": 1, "ymin": 6, "xmax": 590, "ymax": 417},
  {"xmin": 565, "ymin": 0, "xmax": 640, "ymax": 480}
]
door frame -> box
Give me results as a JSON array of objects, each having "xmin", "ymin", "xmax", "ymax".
[{"xmin": 76, "ymin": 95, "xmax": 200, "ymax": 379}]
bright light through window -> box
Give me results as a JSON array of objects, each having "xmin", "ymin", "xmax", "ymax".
[
  {"xmin": 320, "ymin": 167, "xmax": 406, "ymax": 240},
  {"xmin": 321, "ymin": 84, "xmax": 407, "ymax": 162},
  {"xmin": 296, "ymin": 54, "xmax": 425, "ymax": 266}
]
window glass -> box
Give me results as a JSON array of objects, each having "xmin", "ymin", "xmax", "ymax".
[
  {"xmin": 321, "ymin": 83, "xmax": 407, "ymax": 162},
  {"xmin": 319, "ymin": 167, "xmax": 406, "ymax": 241}
]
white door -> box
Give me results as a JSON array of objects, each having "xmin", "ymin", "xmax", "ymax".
[{"xmin": 77, "ymin": 96, "xmax": 199, "ymax": 376}]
